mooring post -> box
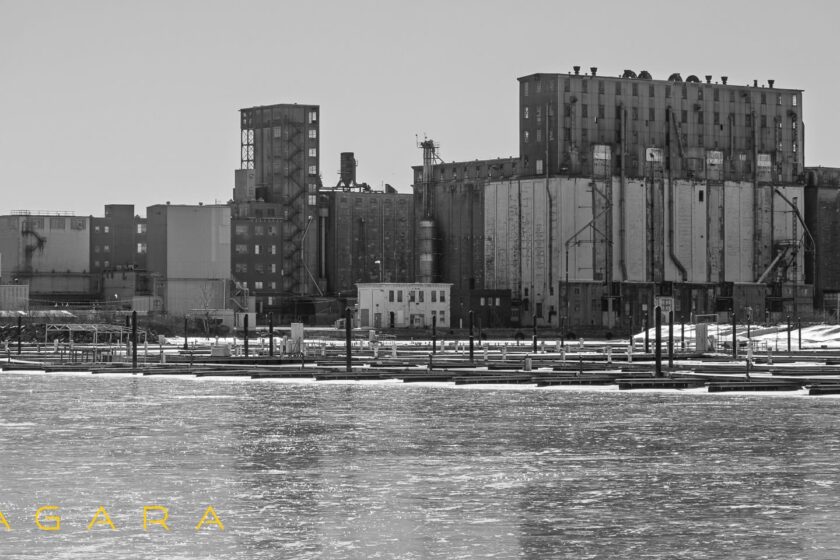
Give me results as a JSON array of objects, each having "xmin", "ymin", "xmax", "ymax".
[
  {"xmin": 644, "ymin": 312, "xmax": 649, "ymax": 354},
  {"xmin": 731, "ymin": 309, "xmax": 737, "ymax": 360},
  {"xmin": 243, "ymin": 313, "xmax": 249, "ymax": 358},
  {"xmin": 681, "ymin": 315, "xmax": 685, "ymax": 350},
  {"xmin": 654, "ymin": 306, "xmax": 662, "ymax": 377},
  {"xmin": 798, "ymin": 316, "xmax": 802, "ymax": 351},
  {"xmin": 668, "ymin": 310, "xmax": 674, "ymax": 368},
  {"xmin": 131, "ymin": 311, "xmax": 137, "ymax": 370},
  {"xmin": 345, "ymin": 307, "xmax": 352, "ymax": 373},
  {"xmin": 469, "ymin": 310, "xmax": 475, "ymax": 362},
  {"xmin": 17, "ymin": 315, "xmax": 22, "ymax": 355},
  {"xmin": 432, "ymin": 314, "xmax": 437, "ymax": 355},
  {"xmin": 786, "ymin": 315, "xmax": 791, "ymax": 352},
  {"xmin": 532, "ymin": 314, "xmax": 537, "ymax": 353},
  {"xmin": 269, "ymin": 314, "xmax": 274, "ymax": 357},
  {"xmin": 183, "ymin": 317, "xmax": 188, "ymax": 351}
]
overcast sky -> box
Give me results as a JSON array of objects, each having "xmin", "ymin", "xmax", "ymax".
[{"xmin": 1, "ymin": 0, "xmax": 837, "ymax": 216}]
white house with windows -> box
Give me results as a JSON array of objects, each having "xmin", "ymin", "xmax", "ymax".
[{"xmin": 356, "ymin": 283, "xmax": 452, "ymax": 329}]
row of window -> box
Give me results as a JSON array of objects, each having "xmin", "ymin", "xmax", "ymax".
[
  {"xmin": 234, "ymin": 263, "xmax": 278, "ymax": 274},
  {"xmin": 524, "ymin": 79, "xmax": 798, "ymax": 107},
  {"xmin": 235, "ymin": 224, "xmax": 280, "ymax": 236},
  {"xmin": 388, "ymin": 289, "xmax": 446, "ymax": 303},
  {"xmin": 234, "ymin": 244, "xmax": 277, "ymax": 255},
  {"xmin": 526, "ymin": 104, "xmax": 799, "ymax": 126}
]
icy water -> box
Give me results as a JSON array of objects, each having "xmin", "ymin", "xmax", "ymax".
[{"xmin": 0, "ymin": 373, "xmax": 839, "ymax": 559}]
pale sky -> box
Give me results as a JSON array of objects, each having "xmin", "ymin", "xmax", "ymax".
[{"xmin": 1, "ymin": 0, "xmax": 837, "ymax": 216}]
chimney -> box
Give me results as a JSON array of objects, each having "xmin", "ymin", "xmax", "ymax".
[
  {"xmin": 705, "ymin": 75, "xmax": 712, "ymax": 84},
  {"xmin": 721, "ymin": 76, "xmax": 728, "ymax": 85},
  {"xmin": 590, "ymin": 67, "xmax": 598, "ymax": 76},
  {"xmin": 573, "ymin": 66, "xmax": 580, "ymax": 75},
  {"xmin": 768, "ymin": 79, "xmax": 775, "ymax": 88},
  {"xmin": 753, "ymin": 79, "xmax": 758, "ymax": 87}
]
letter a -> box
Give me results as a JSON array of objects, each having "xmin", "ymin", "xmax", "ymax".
[
  {"xmin": 35, "ymin": 506, "xmax": 60, "ymax": 531},
  {"xmin": 0, "ymin": 511, "xmax": 10, "ymax": 531},
  {"xmin": 87, "ymin": 506, "xmax": 117, "ymax": 531},
  {"xmin": 143, "ymin": 506, "xmax": 170, "ymax": 531},
  {"xmin": 195, "ymin": 506, "xmax": 224, "ymax": 531}
]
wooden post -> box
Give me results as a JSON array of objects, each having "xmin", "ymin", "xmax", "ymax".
[
  {"xmin": 469, "ymin": 310, "xmax": 474, "ymax": 362},
  {"xmin": 269, "ymin": 314, "xmax": 274, "ymax": 357},
  {"xmin": 131, "ymin": 311, "xmax": 137, "ymax": 370},
  {"xmin": 345, "ymin": 307, "xmax": 352, "ymax": 373},
  {"xmin": 654, "ymin": 306, "xmax": 662, "ymax": 377},
  {"xmin": 244, "ymin": 313, "xmax": 249, "ymax": 357}
]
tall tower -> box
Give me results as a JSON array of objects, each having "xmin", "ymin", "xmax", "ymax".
[{"xmin": 234, "ymin": 104, "xmax": 323, "ymax": 317}]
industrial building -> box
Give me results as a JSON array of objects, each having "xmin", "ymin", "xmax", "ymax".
[
  {"xmin": 805, "ymin": 167, "xmax": 840, "ymax": 317},
  {"xmin": 90, "ymin": 204, "xmax": 148, "ymax": 306},
  {"xmin": 0, "ymin": 211, "xmax": 92, "ymax": 304},
  {"xmin": 146, "ymin": 203, "xmax": 235, "ymax": 316},
  {"xmin": 321, "ymin": 152, "xmax": 415, "ymax": 297},
  {"xmin": 356, "ymin": 282, "xmax": 451, "ymax": 329},
  {"xmin": 233, "ymin": 103, "xmax": 323, "ymax": 319},
  {"xmin": 414, "ymin": 67, "xmax": 812, "ymax": 330}
]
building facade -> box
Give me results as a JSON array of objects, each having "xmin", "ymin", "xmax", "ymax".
[
  {"xmin": 356, "ymin": 282, "xmax": 451, "ymax": 329},
  {"xmin": 234, "ymin": 104, "xmax": 323, "ymax": 317},
  {"xmin": 146, "ymin": 203, "xmax": 232, "ymax": 316}
]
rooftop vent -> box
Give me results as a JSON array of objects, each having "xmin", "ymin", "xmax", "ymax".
[
  {"xmin": 686, "ymin": 75, "xmax": 700, "ymax": 83},
  {"xmin": 573, "ymin": 66, "xmax": 580, "ymax": 75},
  {"xmin": 668, "ymin": 73, "xmax": 683, "ymax": 82},
  {"xmin": 768, "ymin": 79, "xmax": 775, "ymax": 88},
  {"xmin": 721, "ymin": 76, "xmax": 728, "ymax": 85},
  {"xmin": 705, "ymin": 75, "xmax": 712, "ymax": 84},
  {"xmin": 638, "ymin": 70, "xmax": 652, "ymax": 80},
  {"xmin": 753, "ymin": 79, "xmax": 758, "ymax": 87},
  {"xmin": 590, "ymin": 67, "xmax": 597, "ymax": 76},
  {"xmin": 622, "ymin": 69, "xmax": 637, "ymax": 79}
]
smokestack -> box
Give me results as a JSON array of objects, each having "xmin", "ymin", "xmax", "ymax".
[
  {"xmin": 721, "ymin": 76, "xmax": 728, "ymax": 85},
  {"xmin": 573, "ymin": 66, "xmax": 580, "ymax": 75},
  {"xmin": 590, "ymin": 67, "xmax": 598, "ymax": 76},
  {"xmin": 768, "ymin": 79, "xmax": 775, "ymax": 88}
]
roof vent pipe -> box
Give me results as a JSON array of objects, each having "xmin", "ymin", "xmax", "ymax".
[
  {"xmin": 768, "ymin": 79, "xmax": 775, "ymax": 88},
  {"xmin": 590, "ymin": 67, "xmax": 597, "ymax": 76},
  {"xmin": 721, "ymin": 76, "xmax": 728, "ymax": 85},
  {"xmin": 705, "ymin": 75, "xmax": 712, "ymax": 84},
  {"xmin": 573, "ymin": 66, "xmax": 580, "ymax": 75}
]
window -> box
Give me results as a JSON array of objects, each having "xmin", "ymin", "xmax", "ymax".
[
  {"xmin": 271, "ymin": 244, "xmax": 277, "ymax": 255},
  {"xmin": 254, "ymin": 281, "xmax": 263, "ymax": 290},
  {"xmin": 536, "ymin": 129, "xmax": 542, "ymax": 142},
  {"xmin": 714, "ymin": 89, "xmax": 719, "ymax": 101},
  {"xmin": 50, "ymin": 217, "xmax": 65, "ymax": 229},
  {"xmin": 439, "ymin": 310, "xmax": 445, "ymax": 324},
  {"xmin": 536, "ymin": 159, "xmax": 544, "ymax": 174},
  {"xmin": 598, "ymin": 81, "xmax": 604, "ymax": 94},
  {"xmin": 254, "ymin": 225, "xmax": 265, "ymax": 236},
  {"xmin": 714, "ymin": 112, "xmax": 720, "ymax": 125},
  {"xmin": 648, "ymin": 108, "xmax": 655, "ymax": 121},
  {"xmin": 267, "ymin": 225, "xmax": 278, "ymax": 235},
  {"xmin": 632, "ymin": 107, "xmax": 638, "ymax": 120},
  {"xmin": 308, "ymin": 165, "xmax": 317, "ymax": 175},
  {"xmin": 103, "ymin": 260, "xmax": 110, "ymax": 269},
  {"xmin": 271, "ymin": 264, "xmax": 276, "ymax": 273},
  {"xmin": 94, "ymin": 225, "xmax": 100, "ymax": 233},
  {"xmin": 698, "ymin": 134, "xmax": 704, "ymax": 145},
  {"xmin": 419, "ymin": 291, "xmax": 424, "ymax": 303},
  {"xmin": 389, "ymin": 290, "xmax": 394, "ymax": 302},
  {"xmin": 792, "ymin": 96, "xmax": 797, "ymax": 107},
  {"xmin": 792, "ymin": 121, "xmax": 797, "ymax": 130},
  {"xmin": 523, "ymin": 82, "xmax": 529, "ymax": 97},
  {"xmin": 267, "ymin": 297, "xmax": 274, "ymax": 306},
  {"xmin": 94, "ymin": 245, "xmax": 100, "ymax": 253},
  {"xmin": 581, "ymin": 80, "xmax": 588, "ymax": 93},
  {"xmin": 523, "ymin": 106, "xmax": 529, "ymax": 119},
  {"xmin": 235, "ymin": 263, "xmax": 247, "ymax": 273},
  {"xmin": 535, "ymin": 106, "xmax": 542, "ymax": 123},
  {"xmin": 582, "ymin": 104, "xmax": 588, "ymax": 118},
  {"xmin": 760, "ymin": 93, "xmax": 766, "ymax": 104},
  {"xmin": 137, "ymin": 223, "xmax": 146, "ymax": 234},
  {"xmin": 698, "ymin": 111, "xmax": 704, "ymax": 124},
  {"xmin": 309, "ymin": 128, "xmax": 317, "ymax": 139},
  {"xmin": 564, "ymin": 80, "xmax": 570, "ymax": 92},
  {"xmin": 760, "ymin": 115, "xmax": 767, "ymax": 128},
  {"xmin": 273, "ymin": 126, "xmax": 282, "ymax": 139},
  {"xmin": 682, "ymin": 87, "xmax": 687, "ymax": 99},
  {"xmin": 745, "ymin": 114, "xmax": 752, "ymax": 126},
  {"xmin": 649, "ymin": 85, "xmax": 654, "ymax": 97},
  {"xmin": 270, "ymin": 282, "xmax": 276, "ymax": 289},
  {"xmin": 793, "ymin": 143, "xmax": 797, "ymax": 153},
  {"xmin": 480, "ymin": 297, "xmax": 485, "ymax": 306},
  {"xmin": 103, "ymin": 244, "xmax": 110, "ymax": 252},
  {"xmin": 439, "ymin": 290, "xmax": 445, "ymax": 302},
  {"xmin": 235, "ymin": 224, "xmax": 249, "ymax": 235},
  {"xmin": 309, "ymin": 148, "xmax": 317, "ymax": 157},
  {"xmin": 136, "ymin": 242, "xmax": 147, "ymax": 254},
  {"xmin": 598, "ymin": 104, "xmax": 605, "ymax": 119},
  {"xmin": 523, "ymin": 131, "xmax": 529, "ymax": 143},
  {"xmin": 615, "ymin": 82, "xmax": 621, "ymax": 95},
  {"xmin": 409, "ymin": 290, "xmax": 415, "ymax": 302},
  {"xmin": 699, "ymin": 190, "xmax": 704, "ymax": 202},
  {"xmin": 665, "ymin": 85, "xmax": 671, "ymax": 98},
  {"xmin": 235, "ymin": 244, "xmax": 248, "ymax": 254},
  {"xmin": 697, "ymin": 88, "xmax": 704, "ymax": 100},
  {"xmin": 431, "ymin": 290, "xmax": 437, "ymax": 302},
  {"xmin": 632, "ymin": 83, "xmax": 638, "ymax": 96},
  {"xmin": 397, "ymin": 291, "xmax": 403, "ymax": 302},
  {"xmin": 308, "ymin": 110, "xmax": 317, "ymax": 123},
  {"xmin": 564, "ymin": 103, "xmax": 571, "ymax": 117}
]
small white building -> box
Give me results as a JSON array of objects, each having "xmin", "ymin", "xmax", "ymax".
[{"xmin": 356, "ymin": 283, "xmax": 452, "ymax": 328}]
